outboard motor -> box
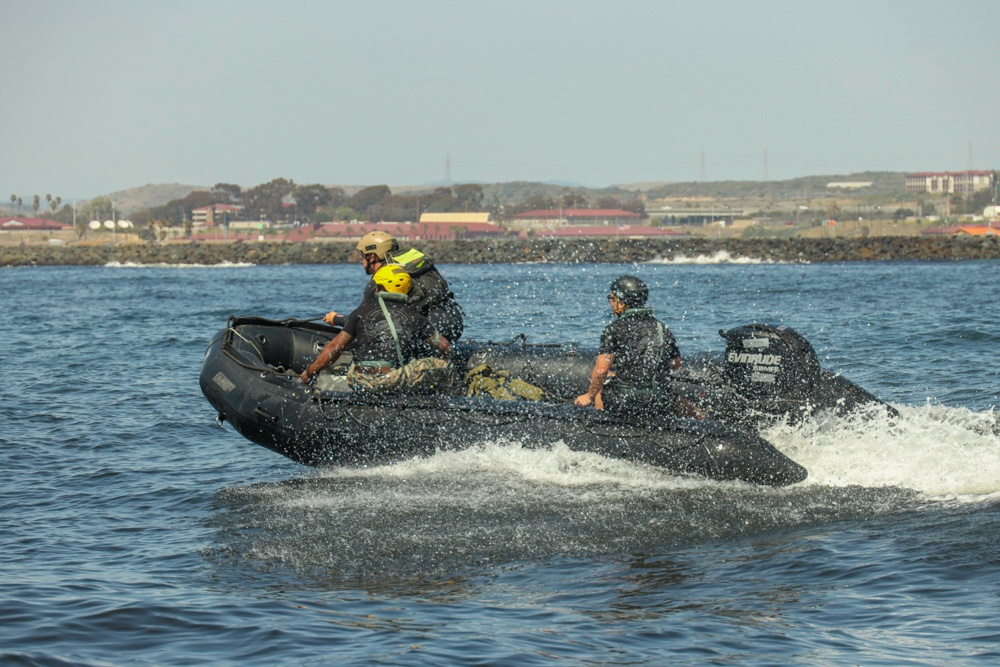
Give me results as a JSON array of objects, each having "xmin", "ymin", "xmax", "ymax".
[{"xmin": 720, "ymin": 324, "xmax": 822, "ymax": 409}]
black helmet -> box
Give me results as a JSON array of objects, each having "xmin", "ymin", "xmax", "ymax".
[{"xmin": 609, "ymin": 275, "xmax": 648, "ymax": 308}]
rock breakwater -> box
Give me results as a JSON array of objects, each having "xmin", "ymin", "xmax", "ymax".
[{"xmin": 3, "ymin": 236, "xmax": 999, "ymax": 267}]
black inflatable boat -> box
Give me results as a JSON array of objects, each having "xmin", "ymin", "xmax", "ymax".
[{"xmin": 200, "ymin": 316, "xmax": 819, "ymax": 487}]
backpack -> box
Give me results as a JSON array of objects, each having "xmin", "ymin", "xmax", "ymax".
[{"xmin": 464, "ymin": 364, "xmax": 547, "ymax": 401}]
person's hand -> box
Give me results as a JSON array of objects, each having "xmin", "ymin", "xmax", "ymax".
[
  {"xmin": 574, "ymin": 393, "xmax": 593, "ymax": 407},
  {"xmin": 300, "ymin": 370, "xmax": 313, "ymax": 385},
  {"xmin": 323, "ymin": 311, "xmax": 339, "ymax": 325}
]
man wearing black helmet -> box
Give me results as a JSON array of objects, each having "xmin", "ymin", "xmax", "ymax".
[
  {"xmin": 575, "ymin": 275, "xmax": 703, "ymax": 419},
  {"xmin": 324, "ymin": 230, "xmax": 464, "ymax": 342}
]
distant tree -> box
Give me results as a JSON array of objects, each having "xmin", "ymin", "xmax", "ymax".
[
  {"xmin": 348, "ymin": 185, "xmax": 391, "ymax": 218},
  {"xmin": 594, "ymin": 195, "xmax": 622, "ymax": 209},
  {"xmin": 32, "ymin": 195, "xmax": 40, "ymax": 216},
  {"xmin": 48, "ymin": 195, "xmax": 61, "ymax": 213},
  {"xmin": 9, "ymin": 194, "xmax": 15, "ymax": 213},
  {"xmin": 212, "ymin": 183, "xmax": 242, "ymax": 202},
  {"xmin": 893, "ymin": 208, "xmax": 915, "ymax": 220},
  {"xmin": 293, "ymin": 184, "xmax": 344, "ymax": 221},
  {"xmin": 334, "ymin": 205, "xmax": 359, "ymax": 221},
  {"xmin": 79, "ymin": 196, "xmax": 113, "ymax": 224},
  {"xmin": 242, "ymin": 177, "xmax": 296, "ymax": 221},
  {"xmin": 619, "ymin": 198, "xmax": 647, "ymax": 218},
  {"xmin": 561, "ymin": 190, "xmax": 588, "ymax": 208},
  {"xmin": 421, "ymin": 187, "xmax": 459, "ymax": 214},
  {"xmin": 488, "ymin": 193, "xmax": 505, "ymax": 221},
  {"xmin": 453, "ymin": 183, "xmax": 484, "ymax": 211}
]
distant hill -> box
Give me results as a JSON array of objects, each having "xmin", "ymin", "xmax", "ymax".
[
  {"xmin": 87, "ymin": 172, "xmax": 920, "ymax": 218},
  {"xmin": 99, "ymin": 183, "xmax": 209, "ymax": 215},
  {"xmin": 643, "ymin": 171, "xmax": 908, "ymax": 199}
]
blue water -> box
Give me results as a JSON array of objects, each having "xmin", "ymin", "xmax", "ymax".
[{"xmin": 2, "ymin": 258, "xmax": 999, "ymax": 666}]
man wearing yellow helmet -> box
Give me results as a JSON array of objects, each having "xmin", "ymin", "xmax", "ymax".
[
  {"xmin": 303, "ymin": 265, "xmax": 453, "ymax": 393},
  {"xmin": 324, "ymin": 230, "xmax": 464, "ymax": 341}
]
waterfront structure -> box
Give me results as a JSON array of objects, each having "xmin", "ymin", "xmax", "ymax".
[
  {"xmin": 0, "ymin": 217, "xmax": 71, "ymax": 231},
  {"xmin": 192, "ymin": 204, "xmax": 244, "ymax": 226},
  {"xmin": 512, "ymin": 208, "xmax": 642, "ymax": 227},
  {"xmin": 905, "ymin": 171, "xmax": 994, "ymax": 196}
]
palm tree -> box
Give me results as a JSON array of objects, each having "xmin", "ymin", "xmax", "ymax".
[
  {"xmin": 32, "ymin": 195, "xmax": 40, "ymax": 216},
  {"xmin": 49, "ymin": 196, "xmax": 62, "ymax": 213},
  {"xmin": 9, "ymin": 194, "xmax": 15, "ymax": 215}
]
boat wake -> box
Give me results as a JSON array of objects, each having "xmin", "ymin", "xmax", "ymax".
[
  {"xmin": 764, "ymin": 403, "xmax": 1000, "ymax": 500},
  {"xmin": 207, "ymin": 369, "xmax": 998, "ymax": 584}
]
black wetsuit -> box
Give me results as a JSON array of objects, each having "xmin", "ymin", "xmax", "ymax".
[
  {"xmin": 342, "ymin": 294, "xmax": 436, "ymax": 368},
  {"xmin": 598, "ymin": 308, "xmax": 682, "ymax": 418},
  {"xmin": 334, "ymin": 250, "xmax": 464, "ymax": 342}
]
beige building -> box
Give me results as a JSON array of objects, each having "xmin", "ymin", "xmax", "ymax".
[
  {"xmin": 906, "ymin": 171, "xmax": 994, "ymax": 196},
  {"xmin": 418, "ymin": 212, "xmax": 492, "ymax": 224}
]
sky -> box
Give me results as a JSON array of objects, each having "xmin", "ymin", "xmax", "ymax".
[{"xmin": 3, "ymin": 0, "xmax": 999, "ymax": 201}]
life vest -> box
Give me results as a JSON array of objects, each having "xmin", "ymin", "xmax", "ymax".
[
  {"xmin": 390, "ymin": 247, "xmax": 453, "ymax": 310},
  {"xmin": 391, "ymin": 248, "xmax": 435, "ymax": 276}
]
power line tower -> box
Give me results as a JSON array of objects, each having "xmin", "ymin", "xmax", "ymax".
[{"xmin": 761, "ymin": 149, "xmax": 770, "ymax": 181}]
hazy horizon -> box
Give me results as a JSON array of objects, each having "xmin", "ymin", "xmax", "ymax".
[{"xmin": 5, "ymin": 1, "xmax": 999, "ymax": 201}]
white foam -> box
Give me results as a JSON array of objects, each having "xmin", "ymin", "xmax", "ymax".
[
  {"xmin": 766, "ymin": 403, "xmax": 1000, "ymax": 500},
  {"xmin": 275, "ymin": 440, "xmax": 707, "ymax": 511},
  {"xmin": 104, "ymin": 260, "xmax": 255, "ymax": 268},
  {"xmin": 271, "ymin": 405, "xmax": 1000, "ymax": 510},
  {"xmin": 644, "ymin": 250, "xmax": 800, "ymax": 265}
]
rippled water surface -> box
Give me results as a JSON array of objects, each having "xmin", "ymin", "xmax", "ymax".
[{"xmin": 2, "ymin": 259, "xmax": 999, "ymax": 666}]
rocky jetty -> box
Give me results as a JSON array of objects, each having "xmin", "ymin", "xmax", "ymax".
[{"xmin": 2, "ymin": 236, "xmax": 999, "ymax": 267}]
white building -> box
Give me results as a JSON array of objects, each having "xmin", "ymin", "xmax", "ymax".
[{"xmin": 906, "ymin": 170, "xmax": 994, "ymax": 196}]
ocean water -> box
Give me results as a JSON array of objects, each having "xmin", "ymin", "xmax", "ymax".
[{"xmin": 2, "ymin": 258, "xmax": 999, "ymax": 666}]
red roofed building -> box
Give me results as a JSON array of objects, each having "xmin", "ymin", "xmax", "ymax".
[
  {"xmin": 0, "ymin": 217, "xmax": 72, "ymax": 231},
  {"xmin": 921, "ymin": 223, "xmax": 1000, "ymax": 236}
]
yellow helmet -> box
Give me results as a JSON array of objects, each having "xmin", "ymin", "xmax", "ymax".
[
  {"xmin": 357, "ymin": 230, "xmax": 398, "ymax": 259},
  {"xmin": 372, "ymin": 265, "xmax": 411, "ymax": 294}
]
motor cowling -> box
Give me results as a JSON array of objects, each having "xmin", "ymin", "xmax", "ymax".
[{"xmin": 720, "ymin": 324, "xmax": 821, "ymax": 404}]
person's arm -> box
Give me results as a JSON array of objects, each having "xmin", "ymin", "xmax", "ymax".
[
  {"xmin": 323, "ymin": 311, "xmax": 346, "ymax": 327},
  {"xmin": 301, "ymin": 330, "xmax": 353, "ymax": 384},
  {"xmin": 575, "ymin": 353, "xmax": 615, "ymax": 407},
  {"xmin": 426, "ymin": 331, "xmax": 451, "ymax": 358}
]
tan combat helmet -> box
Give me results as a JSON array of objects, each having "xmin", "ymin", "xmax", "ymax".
[{"xmin": 356, "ymin": 231, "xmax": 398, "ymax": 259}]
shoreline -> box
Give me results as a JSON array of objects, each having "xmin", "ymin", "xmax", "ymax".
[{"xmin": 2, "ymin": 236, "xmax": 1000, "ymax": 267}]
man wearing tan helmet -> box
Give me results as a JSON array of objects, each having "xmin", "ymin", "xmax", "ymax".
[{"xmin": 324, "ymin": 230, "xmax": 464, "ymax": 341}]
